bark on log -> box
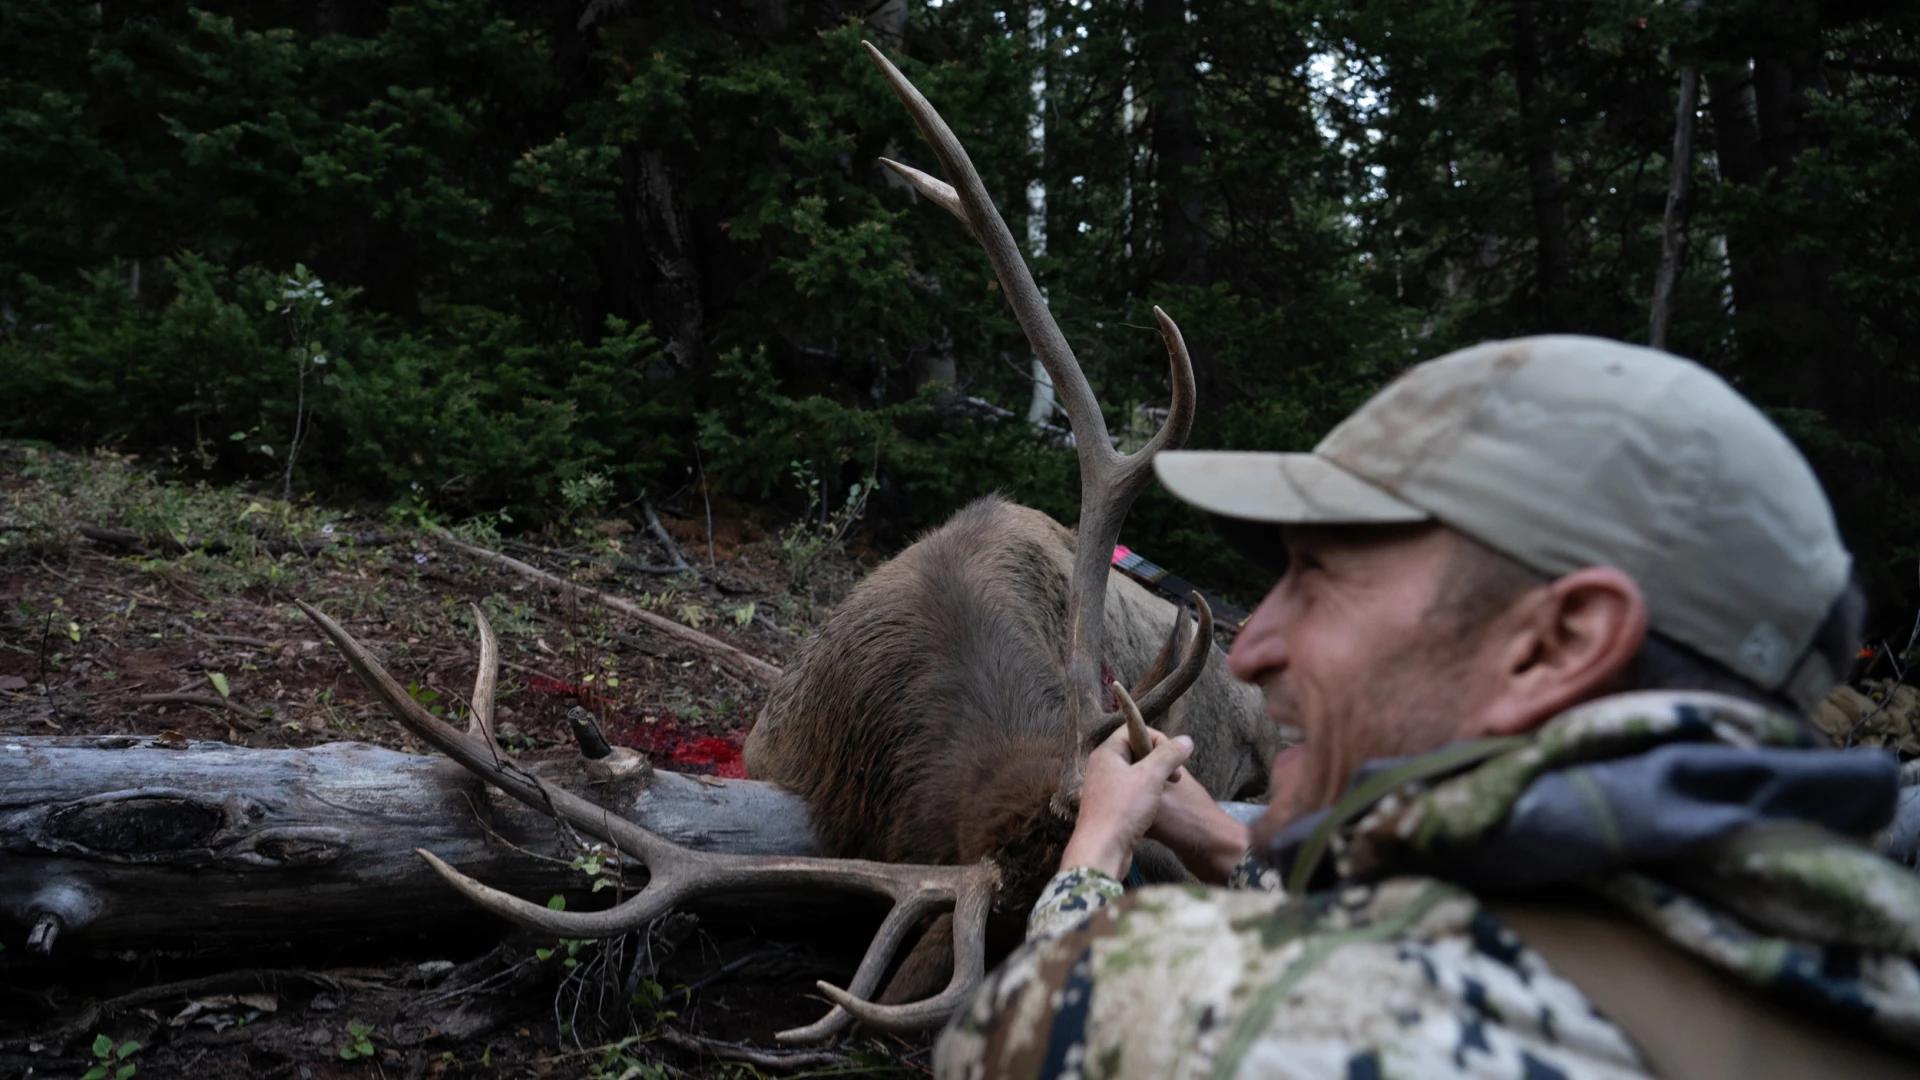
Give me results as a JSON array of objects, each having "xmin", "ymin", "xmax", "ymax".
[{"xmin": 0, "ymin": 734, "xmax": 818, "ymax": 952}]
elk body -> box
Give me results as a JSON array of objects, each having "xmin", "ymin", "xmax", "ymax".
[{"xmin": 745, "ymin": 496, "xmax": 1276, "ymax": 887}]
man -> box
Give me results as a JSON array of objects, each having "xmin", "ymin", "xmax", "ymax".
[{"xmin": 934, "ymin": 336, "xmax": 1920, "ymax": 1078}]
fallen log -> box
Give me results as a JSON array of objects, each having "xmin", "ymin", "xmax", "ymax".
[
  {"xmin": 0, "ymin": 734, "xmax": 818, "ymax": 953},
  {"xmin": 5, "ymin": 731, "xmax": 1905, "ymax": 961},
  {"xmin": 0, "ymin": 733, "xmax": 1269, "ymax": 956}
]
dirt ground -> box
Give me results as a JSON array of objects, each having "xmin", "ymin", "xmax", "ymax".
[{"xmin": 0, "ymin": 443, "xmax": 927, "ymax": 1078}]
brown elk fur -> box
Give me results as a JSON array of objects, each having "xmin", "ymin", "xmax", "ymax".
[{"xmin": 745, "ymin": 495, "xmax": 1278, "ymax": 886}]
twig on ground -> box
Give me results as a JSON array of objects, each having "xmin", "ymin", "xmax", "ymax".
[
  {"xmin": 78, "ymin": 524, "xmax": 403, "ymax": 558},
  {"xmin": 132, "ymin": 692, "xmax": 261, "ymax": 727},
  {"xmin": 436, "ymin": 532, "xmax": 781, "ymax": 686},
  {"xmin": 654, "ymin": 1027, "xmax": 851, "ymax": 1072},
  {"xmin": 641, "ymin": 496, "xmax": 692, "ymax": 572},
  {"xmin": 2, "ymin": 969, "xmax": 380, "ymax": 1052},
  {"xmin": 693, "ymin": 440, "xmax": 717, "ymax": 568}
]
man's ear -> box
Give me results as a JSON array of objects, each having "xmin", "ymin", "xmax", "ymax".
[{"xmin": 1482, "ymin": 567, "xmax": 1648, "ymax": 736}]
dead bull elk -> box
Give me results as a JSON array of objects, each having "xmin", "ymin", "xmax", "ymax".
[
  {"xmin": 297, "ymin": 43, "xmax": 1272, "ymax": 1044},
  {"xmin": 743, "ymin": 42, "xmax": 1275, "ymax": 1009}
]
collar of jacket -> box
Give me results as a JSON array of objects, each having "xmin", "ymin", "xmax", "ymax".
[{"xmin": 1259, "ymin": 689, "xmax": 1899, "ymax": 895}]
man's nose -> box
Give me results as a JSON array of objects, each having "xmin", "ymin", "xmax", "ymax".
[{"xmin": 1226, "ymin": 587, "xmax": 1289, "ymax": 684}]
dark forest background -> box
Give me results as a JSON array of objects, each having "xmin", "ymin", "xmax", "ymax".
[{"xmin": 3, "ymin": 0, "xmax": 1916, "ymax": 628}]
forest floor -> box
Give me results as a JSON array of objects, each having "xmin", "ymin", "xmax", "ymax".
[
  {"xmin": 0, "ymin": 442, "xmax": 923, "ymax": 1079},
  {"xmin": 5, "ymin": 441, "xmax": 1917, "ymax": 1080}
]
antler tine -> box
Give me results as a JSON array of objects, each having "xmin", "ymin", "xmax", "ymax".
[
  {"xmin": 879, "ymin": 158, "xmax": 967, "ymax": 228},
  {"xmin": 294, "ymin": 601, "xmax": 676, "ymax": 866},
  {"xmin": 1129, "ymin": 600, "xmax": 1194, "ymax": 702},
  {"xmin": 1130, "ymin": 594, "xmax": 1213, "ymax": 723},
  {"xmin": 466, "ymin": 603, "xmax": 499, "ymax": 746},
  {"xmin": 1079, "ymin": 596, "xmax": 1215, "ymax": 754},
  {"xmin": 418, "ymin": 848, "xmax": 689, "ymax": 937},
  {"xmin": 773, "ymin": 889, "xmax": 946, "ymax": 1043},
  {"xmin": 1112, "ymin": 683, "xmax": 1153, "ymax": 761},
  {"xmin": 799, "ymin": 861, "xmax": 997, "ymax": 1034},
  {"xmin": 863, "ymin": 42, "xmax": 1104, "ymax": 458}
]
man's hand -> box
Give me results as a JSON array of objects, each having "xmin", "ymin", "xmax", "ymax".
[
  {"xmin": 1148, "ymin": 764, "xmax": 1251, "ymax": 886},
  {"xmin": 1060, "ymin": 725, "xmax": 1193, "ymax": 880}
]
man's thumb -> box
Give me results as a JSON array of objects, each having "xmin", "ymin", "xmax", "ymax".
[{"xmin": 1143, "ymin": 733, "xmax": 1193, "ymax": 778}]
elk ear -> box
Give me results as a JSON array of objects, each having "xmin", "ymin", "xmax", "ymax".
[{"xmin": 1481, "ymin": 567, "xmax": 1647, "ymax": 735}]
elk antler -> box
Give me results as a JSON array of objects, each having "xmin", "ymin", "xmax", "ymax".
[
  {"xmin": 864, "ymin": 42, "xmax": 1211, "ymax": 802},
  {"xmin": 296, "ymin": 600, "xmax": 1000, "ymax": 1044},
  {"xmin": 1082, "ymin": 595, "xmax": 1217, "ymax": 756}
]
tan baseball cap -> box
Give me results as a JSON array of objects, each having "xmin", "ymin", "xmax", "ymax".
[{"xmin": 1154, "ymin": 335, "xmax": 1853, "ymax": 713}]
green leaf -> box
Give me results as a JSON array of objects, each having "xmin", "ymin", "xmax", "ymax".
[
  {"xmin": 535, "ymin": 946, "xmax": 553, "ymax": 960},
  {"xmin": 546, "ymin": 894, "xmax": 566, "ymax": 911},
  {"xmin": 208, "ymin": 672, "xmax": 230, "ymax": 699},
  {"xmin": 67, "ymin": 621, "xmax": 81, "ymax": 643},
  {"xmin": 115, "ymin": 1065, "xmax": 136, "ymax": 1080},
  {"xmin": 81, "ymin": 1067, "xmax": 107, "ymax": 1080},
  {"xmin": 92, "ymin": 1035, "xmax": 114, "ymax": 1059},
  {"xmin": 115, "ymin": 1041, "xmax": 141, "ymax": 1059}
]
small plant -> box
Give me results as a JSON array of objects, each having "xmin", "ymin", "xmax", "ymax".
[
  {"xmin": 559, "ymin": 470, "xmax": 614, "ymax": 533},
  {"xmin": 585, "ymin": 1037, "xmax": 667, "ymax": 1080},
  {"xmin": 453, "ymin": 508, "xmax": 514, "ymax": 547},
  {"xmin": 777, "ymin": 459, "xmax": 873, "ymax": 594},
  {"xmin": 338, "ymin": 1019, "xmax": 376, "ymax": 1061},
  {"xmin": 405, "ymin": 682, "xmax": 447, "ymax": 718},
  {"xmin": 82, "ymin": 1034, "xmax": 140, "ymax": 1080},
  {"xmin": 570, "ymin": 845, "xmax": 624, "ymax": 894},
  {"xmin": 534, "ymin": 895, "xmax": 595, "ymax": 969},
  {"xmin": 274, "ymin": 264, "xmax": 335, "ymax": 502}
]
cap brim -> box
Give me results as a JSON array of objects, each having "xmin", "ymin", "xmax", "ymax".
[{"xmin": 1153, "ymin": 451, "xmax": 1429, "ymax": 525}]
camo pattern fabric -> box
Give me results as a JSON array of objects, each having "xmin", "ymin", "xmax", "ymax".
[{"xmin": 934, "ymin": 692, "xmax": 1920, "ymax": 1078}]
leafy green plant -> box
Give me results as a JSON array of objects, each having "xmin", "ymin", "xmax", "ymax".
[
  {"xmin": 777, "ymin": 459, "xmax": 873, "ymax": 594},
  {"xmin": 272, "ymin": 264, "xmax": 338, "ymax": 500},
  {"xmin": 81, "ymin": 1034, "xmax": 140, "ymax": 1080},
  {"xmin": 558, "ymin": 470, "xmax": 614, "ymax": 534},
  {"xmin": 534, "ymin": 894, "xmax": 591, "ymax": 968},
  {"xmin": 338, "ymin": 1019, "xmax": 376, "ymax": 1061}
]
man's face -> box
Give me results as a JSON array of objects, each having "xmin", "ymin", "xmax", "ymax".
[{"xmin": 1227, "ymin": 524, "xmax": 1511, "ymax": 842}]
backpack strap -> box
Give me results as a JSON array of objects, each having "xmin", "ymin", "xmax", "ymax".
[{"xmin": 1489, "ymin": 890, "xmax": 1909, "ymax": 1079}]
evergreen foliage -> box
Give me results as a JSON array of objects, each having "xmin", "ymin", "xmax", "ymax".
[{"xmin": 2, "ymin": 0, "xmax": 1915, "ymax": 620}]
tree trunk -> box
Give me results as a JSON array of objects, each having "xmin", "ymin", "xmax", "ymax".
[
  {"xmin": 1143, "ymin": 0, "xmax": 1225, "ymax": 408},
  {"xmin": 1024, "ymin": 3, "xmax": 1058, "ymax": 429},
  {"xmin": 1510, "ymin": 0, "xmax": 1574, "ymax": 329},
  {"xmin": 1649, "ymin": 63, "xmax": 1700, "ymax": 350},
  {"xmin": 1704, "ymin": 24, "xmax": 1853, "ymax": 404},
  {"xmin": 0, "ymin": 735, "xmax": 817, "ymax": 953}
]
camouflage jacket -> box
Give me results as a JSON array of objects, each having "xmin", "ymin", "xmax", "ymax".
[{"xmin": 934, "ymin": 692, "xmax": 1920, "ymax": 1078}]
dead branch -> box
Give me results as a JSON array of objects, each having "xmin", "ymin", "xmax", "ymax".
[{"xmin": 433, "ymin": 530, "xmax": 782, "ymax": 686}]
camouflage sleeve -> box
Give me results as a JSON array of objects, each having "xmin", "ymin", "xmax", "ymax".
[
  {"xmin": 938, "ymin": 878, "xmax": 1651, "ymax": 1080},
  {"xmin": 1227, "ymin": 851, "xmax": 1284, "ymax": 892},
  {"xmin": 1026, "ymin": 865, "xmax": 1126, "ymax": 940}
]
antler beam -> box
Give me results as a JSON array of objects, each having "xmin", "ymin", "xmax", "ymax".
[{"xmin": 863, "ymin": 41, "xmax": 1199, "ymax": 794}]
